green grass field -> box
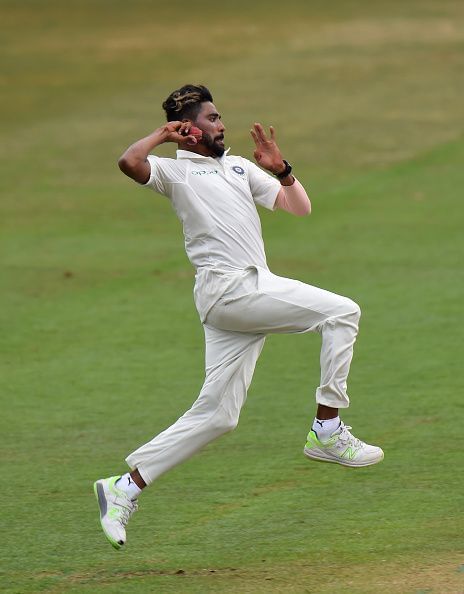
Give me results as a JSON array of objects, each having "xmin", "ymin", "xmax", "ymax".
[{"xmin": 1, "ymin": 1, "xmax": 463, "ymax": 592}]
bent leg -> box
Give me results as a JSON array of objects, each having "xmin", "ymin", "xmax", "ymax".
[
  {"xmin": 125, "ymin": 326, "xmax": 265, "ymax": 485},
  {"xmin": 315, "ymin": 303, "xmax": 360, "ymax": 408},
  {"xmin": 207, "ymin": 268, "xmax": 361, "ymax": 409}
]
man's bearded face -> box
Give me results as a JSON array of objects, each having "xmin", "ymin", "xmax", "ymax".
[
  {"xmin": 193, "ymin": 102, "xmax": 226, "ymax": 157},
  {"xmin": 201, "ymin": 130, "xmax": 225, "ymax": 157}
]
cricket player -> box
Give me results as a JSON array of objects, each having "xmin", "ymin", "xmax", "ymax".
[{"xmin": 94, "ymin": 84, "xmax": 383, "ymax": 550}]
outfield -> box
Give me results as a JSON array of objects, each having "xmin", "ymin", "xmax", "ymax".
[{"xmin": 1, "ymin": 1, "xmax": 463, "ymax": 592}]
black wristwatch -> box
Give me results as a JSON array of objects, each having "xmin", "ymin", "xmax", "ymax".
[{"xmin": 275, "ymin": 160, "xmax": 292, "ymax": 179}]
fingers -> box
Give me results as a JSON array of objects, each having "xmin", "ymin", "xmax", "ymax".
[
  {"xmin": 179, "ymin": 121, "xmax": 191, "ymax": 135},
  {"xmin": 177, "ymin": 131, "xmax": 197, "ymax": 144},
  {"xmin": 250, "ymin": 128, "xmax": 259, "ymax": 147},
  {"xmin": 250, "ymin": 123, "xmax": 276, "ymax": 145},
  {"xmin": 250, "ymin": 124, "xmax": 266, "ymax": 148},
  {"xmin": 253, "ymin": 123, "xmax": 268, "ymax": 142},
  {"xmin": 170, "ymin": 120, "xmax": 184, "ymax": 131},
  {"xmin": 178, "ymin": 123, "xmax": 200, "ymax": 144}
]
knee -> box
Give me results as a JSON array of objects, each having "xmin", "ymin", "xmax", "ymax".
[
  {"xmin": 346, "ymin": 299, "xmax": 361, "ymax": 320},
  {"xmin": 209, "ymin": 408, "xmax": 239, "ymax": 435},
  {"xmin": 343, "ymin": 300, "xmax": 361, "ymax": 332},
  {"xmin": 330, "ymin": 298, "xmax": 361, "ymax": 328}
]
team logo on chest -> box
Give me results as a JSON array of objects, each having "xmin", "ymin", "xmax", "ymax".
[{"xmin": 231, "ymin": 166, "xmax": 245, "ymax": 176}]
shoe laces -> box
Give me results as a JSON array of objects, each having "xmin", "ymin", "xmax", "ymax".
[
  {"xmin": 336, "ymin": 424, "xmax": 363, "ymax": 449},
  {"xmin": 114, "ymin": 498, "xmax": 138, "ymax": 527}
]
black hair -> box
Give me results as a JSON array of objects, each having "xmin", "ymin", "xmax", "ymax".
[{"xmin": 162, "ymin": 84, "xmax": 213, "ymax": 122}]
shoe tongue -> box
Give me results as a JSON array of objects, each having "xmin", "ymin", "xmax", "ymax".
[{"xmin": 331, "ymin": 422, "xmax": 343, "ymax": 436}]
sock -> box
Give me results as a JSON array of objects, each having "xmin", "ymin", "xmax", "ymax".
[
  {"xmin": 116, "ymin": 472, "xmax": 143, "ymax": 500},
  {"xmin": 312, "ymin": 416, "xmax": 341, "ymax": 441}
]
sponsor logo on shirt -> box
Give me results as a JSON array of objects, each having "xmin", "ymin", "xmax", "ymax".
[
  {"xmin": 191, "ymin": 169, "xmax": 219, "ymax": 175},
  {"xmin": 231, "ymin": 166, "xmax": 245, "ymax": 175}
]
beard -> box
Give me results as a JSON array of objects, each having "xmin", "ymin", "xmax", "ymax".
[{"xmin": 201, "ymin": 131, "xmax": 225, "ymax": 157}]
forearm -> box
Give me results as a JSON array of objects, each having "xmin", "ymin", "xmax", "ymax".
[
  {"xmin": 118, "ymin": 127, "xmax": 169, "ymax": 178},
  {"xmin": 275, "ymin": 178, "xmax": 311, "ymax": 216}
]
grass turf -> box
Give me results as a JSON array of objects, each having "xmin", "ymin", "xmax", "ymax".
[{"xmin": 1, "ymin": 1, "xmax": 463, "ymax": 592}]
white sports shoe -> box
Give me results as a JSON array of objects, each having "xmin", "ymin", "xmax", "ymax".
[
  {"xmin": 304, "ymin": 422, "xmax": 384, "ymax": 467},
  {"xmin": 94, "ymin": 475, "xmax": 138, "ymax": 549}
]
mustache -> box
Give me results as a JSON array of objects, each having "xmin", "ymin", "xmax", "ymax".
[{"xmin": 200, "ymin": 132, "xmax": 225, "ymax": 154}]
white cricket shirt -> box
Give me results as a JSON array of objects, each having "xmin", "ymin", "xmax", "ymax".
[{"xmin": 144, "ymin": 149, "xmax": 281, "ymax": 321}]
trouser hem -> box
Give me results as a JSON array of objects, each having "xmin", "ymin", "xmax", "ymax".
[
  {"xmin": 125, "ymin": 456, "xmax": 152, "ymax": 487},
  {"xmin": 316, "ymin": 394, "xmax": 350, "ymax": 408}
]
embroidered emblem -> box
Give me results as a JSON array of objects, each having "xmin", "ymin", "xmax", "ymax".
[{"xmin": 231, "ymin": 166, "xmax": 245, "ymax": 175}]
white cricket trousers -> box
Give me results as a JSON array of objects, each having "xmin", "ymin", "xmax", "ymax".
[{"xmin": 126, "ymin": 267, "xmax": 361, "ymax": 485}]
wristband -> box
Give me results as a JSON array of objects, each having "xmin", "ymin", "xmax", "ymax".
[{"xmin": 275, "ymin": 160, "xmax": 292, "ymax": 179}]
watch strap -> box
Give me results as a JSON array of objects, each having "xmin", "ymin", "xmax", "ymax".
[{"xmin": 275, "ymin": 160, "xmax": 292, "ymax": 179}]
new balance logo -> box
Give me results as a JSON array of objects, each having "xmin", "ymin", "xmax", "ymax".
[{"xmin": 341, "ymin": 447, "xmax": 358, "ymax": 460}]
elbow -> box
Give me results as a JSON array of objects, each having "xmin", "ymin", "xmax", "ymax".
[
  {"xmin": 117, "ymin": 154, "xmax": 150, "ymax": 184},
  {"xmin": 118, "ymin": 154, "xmax": 141, "ymax": 179},
  {"xmin": 285, "ymin": 180, "xmax": 311, "ymax": 215},
  {"xmin": 297, "ymin": 199, "xmax": 311, "ymax": 216},
  {"xmin": 118, "ymin": 154, "xmax": 132, "ymax": 174}
]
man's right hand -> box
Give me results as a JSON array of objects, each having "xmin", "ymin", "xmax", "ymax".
[{"xmin": 161, "ymin": 121, "xmax": 199, "ymax": 145}]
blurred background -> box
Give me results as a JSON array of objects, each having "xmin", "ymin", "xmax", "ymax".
[{"xmin": 1, "ymin": 1, "xmax": 463, "ymax": 592}]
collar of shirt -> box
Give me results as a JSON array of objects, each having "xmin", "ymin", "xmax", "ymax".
[{"xmin": 176, "ymin": 148, "xmax": 231, "ymax": 161}]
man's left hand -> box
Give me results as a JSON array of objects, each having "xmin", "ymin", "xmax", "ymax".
[{"xmin": 250, "ymin": 123, "xmax": 286, "ymax": 175}]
